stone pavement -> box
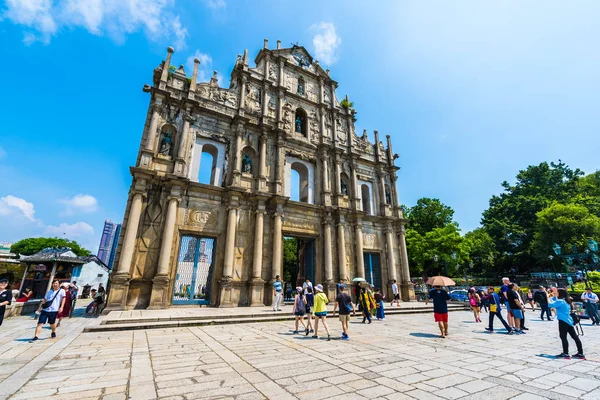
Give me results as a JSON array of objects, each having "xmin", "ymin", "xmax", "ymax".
[{"xmin": 2, "ymin": 307, "xmax": 600, "ymax": 400}]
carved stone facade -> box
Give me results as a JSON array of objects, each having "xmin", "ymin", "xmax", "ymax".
[{"xmin": 107, "ymin": 42, "xmax": 414, "ymax": 310}]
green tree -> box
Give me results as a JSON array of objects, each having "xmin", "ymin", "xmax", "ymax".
[
  {"xmin": 532, "ymin": 202, "xmax": 600, "ymax": 260},
  {"xmin": 282, "ymin": 238, "xmax": 298, "ymax": 283},
  {"xmin": 10, "ymin": 237, "xmax": 91, "ymax": 257},
  {"xmin": 403, "ymin": 198, "xmax": 455, "ymax": 235},
  {"xmin": 481, "ymin": 160, "xmax": 583, "ymax": 272},
  {"xmin": 463, "ymin": 228, "xmax": 497, "ymax": 276},
  {"xmin": 574, "ymin": 171, "xmax": 600, "ymax": 217},
  {"xmin": 407, "ymin": 224, "xmax": 469, "ymax": 278}
]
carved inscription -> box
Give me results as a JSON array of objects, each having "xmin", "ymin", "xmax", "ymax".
[
  {"xmin": 185, "ymin": 210, "xmax": 217, "ymax": 228},
  {"xmin": 283, "ymin": 219, "xmax": 318, "ymax": 232}
]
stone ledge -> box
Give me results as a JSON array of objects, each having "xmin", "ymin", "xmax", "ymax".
[{"xmin": 4, "ymin": 300, "xmax": 42, "ymax": 319}]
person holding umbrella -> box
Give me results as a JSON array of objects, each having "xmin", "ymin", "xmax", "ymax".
[{"xmin": 425, "ymin": 276, "xmax": 453, "ymax": 338}]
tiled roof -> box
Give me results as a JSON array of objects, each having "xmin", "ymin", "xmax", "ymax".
[{"xmin": 20, "ymin": 248, "xmax": 87, "ymax": 265}]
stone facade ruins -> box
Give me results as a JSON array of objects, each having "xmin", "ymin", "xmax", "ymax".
[{"xmin": 107, "ymin": 40, "xmax": 414, "ymax": 309}]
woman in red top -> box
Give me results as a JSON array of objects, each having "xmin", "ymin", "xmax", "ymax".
[
  {"xmin": 16, "ymin": 288, "xmax": 33, "ymax": 303},
  {"xmin": 57, "ymin": 283, "xmax": 72, "ymax": 327}
]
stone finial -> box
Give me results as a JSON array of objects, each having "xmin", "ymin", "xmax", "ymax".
[
  {"xmin": 243, "ymin": 49, "xmax": 249, "ymax": 66},
  {"xmin": 277, "ymin": 40, "xmax": 281, "ymax": 49},
  {"xmin": 264, "ymin": 38, "xmax": 269, "ymax": 49},
  {"xmin": 190, "ymin": 58, "xmax": 200, "ymax": 92},
  {"xmin": 315, "ymin": 60, "xmax": 319, "ymax": 65},
  {"xmin": 326, "ymin": 69, "xmax": 330, "ymax": 76},
  {"xmin": 160, "ymin": 46, "xmax": 175, "ymax": 83}
]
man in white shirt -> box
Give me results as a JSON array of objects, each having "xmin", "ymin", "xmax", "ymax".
[
  {"xmin": 303, "ymin": 278, "xmax": 313, "ymax": 295},
  {"xmin": 31, "ymin": 279, "xmax": 66, "ymax": 342},
  {"xmin": 581, "ymin": 287, "xmax": 600, "ymax": 325},
  {"xmin": 390, "ymin": 280, "xmax": 399, "ymax": 307}
]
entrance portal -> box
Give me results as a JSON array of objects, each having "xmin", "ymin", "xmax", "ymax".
[
  {"xmin": 283, "ymin": 237, "xmax": 315, "ymax": 289},
  {"xmin": 172, "ymin": 235, "xmax": 215, "ymax": 305},
  {"xmin": 363, "ymin": 253, "xmax": 382, "ymax": 290}
]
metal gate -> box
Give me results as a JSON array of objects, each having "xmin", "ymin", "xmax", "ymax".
[
  {"xmin": 172, "ymin": 235, "xmax": 215, "ymax": 305},
  {"xmin": 363, "ymin": 253, "xmax": 382, "ymax": 290}
]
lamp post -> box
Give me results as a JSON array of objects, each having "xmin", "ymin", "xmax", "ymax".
[{"xmin": 548, "ymin": 255, "xmax": 555, "ymax": 274}]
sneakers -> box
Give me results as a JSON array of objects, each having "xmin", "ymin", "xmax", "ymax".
[
  {"xmin": 327, "ymin": 334, "xmax": 331, "ymax": 341},
  {"xmin": 484, "ymin": 327, "xmax": 493, "ymax": 332},
  {"xmin": 572, "ymin": 353, "xmax": 586, "ymax": 360},
  {"xmin": 341, "ymin": 333, "xmax": 349, "ymax": 340},
  {"xmin": 311, "ymin": 335, "xmax": 318, "ymax": 339},
  {"xmin": 507, "ymin": 330, "xmax": 514, "ymax": 335},
  {"xmin": 309, "ymin": 329, "xmax": 314, "ymax": 333},
  {"xmin": 556, "ymin": 353, "xmax": 571, "ymax": 359},
  {"xmin": 30, "ymin": 337, "xmax": 39, "ymax": 342},
  {"xmin": 292, "ymin": 330, "xmax": 298, "ymax": 334},
  {"xmin": 515, "ymin": 330, "xmax": 525, "ymax": 335},
  {"xmin": 51, "ymin": 332, "xmax": 56, "ymax": 339},
  {"xmin": 521, "ymin": 327, "xmax": 529, "ymax": 331},
  {"xmin": 305, "ymin": 327, "xmax": 309, "ymax": 336}
]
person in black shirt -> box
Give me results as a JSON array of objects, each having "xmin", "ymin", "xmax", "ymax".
[
  {"xmin": 507, "ymin": 283, "xmax": 526, "ymax": 334},
  {"xmin": 333, "ymin": 284, "xmax": 356, "ymax": 340},
  {"xmin": 0, "ymin": 278, "xmax": 12, "ymax": 326},
  {"xmin": 426, "ymin": 286, "xmax": 451, "ymax": 338},
  {"xmin": 535, "ymin": 286, "xmax": 552, "ymax": 321}
]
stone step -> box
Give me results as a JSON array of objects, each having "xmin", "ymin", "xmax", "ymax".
[{"xmin": 84, "ymin": 304, "xmax": 468, "ymax": 332}]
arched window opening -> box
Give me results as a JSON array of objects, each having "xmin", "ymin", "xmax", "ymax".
[
  {"xmin": 291, "ymin": 162, "xmax": 310, "ymax": 203},
  {"xmin": 340, "ymin": 172, "xmax": 350, "ymax": 196},
  {"xmin": 295, "ymin": 109, "xmax": 307, "ymax": 137},
  {"xmin": 198, "ymin": 144, "xmax": 218, "ymax": 185},
  {"xmin": 240, "ymin": 146, "xmax": 257, "ymax": 176},
  {"xmin": 361, "ymin": 184, "xmax": 372, "ymax": 215},
  {"xmin": 158, "ymin": 125, "xmax": 176, "ymax": 156},
  {"xmin": 384, "ymin": 184, "xmax": 392, "ymax": 205},
  {"xmin": 297, "ymin": 77, "xmax": 305, "ymax": 96}
]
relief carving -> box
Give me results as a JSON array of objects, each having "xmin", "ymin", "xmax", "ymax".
[
  {"xmin": 185, "ymin": 209, "xmax": 217, "ymax": 228},
  {"xmin": 363, "ymin": 233, "xmax": 378, "ymax": 248},
  {"xmin": 283, "ymin": 219, "xmax": 319, "ymax": 232},
  {"xmin": 269, "ymin": 63, "xmax": 278, "ymax": 81}
]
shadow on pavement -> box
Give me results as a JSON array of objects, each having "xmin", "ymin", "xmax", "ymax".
[{"xmin": 409, "ymin": 332, "xmax": 441, "ymax": 338}]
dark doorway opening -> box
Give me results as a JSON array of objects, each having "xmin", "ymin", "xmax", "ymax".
[
  {"xmin": 364, "ymin": 252, "xmax": 382, "ymax": 290},
  {"xmin": 283, "ymin": 237, "xmax": 315, "ymax": 294}
]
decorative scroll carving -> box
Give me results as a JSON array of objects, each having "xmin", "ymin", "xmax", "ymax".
[
  {"xmin": 269, "ymin": 63, "xmax": 278, "ymax": 81},
  {"xmin": 363, "ymin": 233, "xmax": 379, "ymax": 248},
  {"xmin": 283, "ymin": 219, "xmax": 319, "ymax": 232},
  {"xmin": 185, "ymin": 210, "xmax": 217, "ymax": 228}
]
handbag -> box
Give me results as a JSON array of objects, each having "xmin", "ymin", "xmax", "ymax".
[
  {"xmin": 489, "ymin": 304, "xmax": 497, "ymax": 313},
  {"xmin": 41, "ymin": 289, "xmax": 61, "ymax": 310}
]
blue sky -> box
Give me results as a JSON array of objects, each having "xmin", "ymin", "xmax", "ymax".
[{"xmin": 1, "ymin": 0, "xmax": 599, "ymax": 253}]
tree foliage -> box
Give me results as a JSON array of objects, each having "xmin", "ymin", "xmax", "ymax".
[
  {"xmin": 463, "ymin": 228, "xmax": 497, "ymax": 276},
  {"xmin": 10, "ymin": 237, "xmax": 91, "ymax": 257},
  {"xmin": 282, "ymin": 238, "xmax": 298, "ymax": 283},
  {"xmin": 403, "ymin": 198, "xmax": 455, "ymax": 236}
]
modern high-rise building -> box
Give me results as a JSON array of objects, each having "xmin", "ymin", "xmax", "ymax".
[{"xmin": 97, "ymin": 220, "xmax": 122, "ymax": 269}]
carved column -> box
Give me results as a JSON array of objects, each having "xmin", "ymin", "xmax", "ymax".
[
  {"xmin": 149, "ymin": 190, "xmax": 180, "ymax": 308},
  {"xmin": 385, "ymin": 225, "xmax": 397, "ymax": 282},
  {"xmin": 140, "ymin": 98, "xmax": 163, "ymax": 167},
  {"xmin": 278, "ymin": 59, "xmax": 285, "ymax": 87},
  {"xmin": 334, "ymin": 155, "xmax": 342, "ymax": 195},
  {"xmin": 323, "ymin": 217, "xmax": 333, "ymax": 283},
  {"xmin": 272, "ymin": 211, "xmax": 283, "ymax": 280},
  {"xmin": 159, "ymin": 46, "xmax": 174, "ymax": 90},
  {"xmin": 398, "ymin": 224, "xmax": 414, "ymax": 301},
  {"xmin": 239, "ymin": 75, "xmax": 248, "ymax": 110},
  {"xmin": 250, "ymin": 202, "xmax": 266, "ymax": 306},
  {"xmin": 275, "ymin": 133, "xmax": 284, "ymax": 195},
  {"xmin": 337, "ymin": 221, "xmax": 347, "ymax": 282},
  {"xmin": 277, "ymin": 90, "xmax": 285, "ymax": 126},
  {"xmin": 350, "ymin": 158, "xmax": 361, "ymax": 210},
  {"xmin": 174, "ymin": 108, "xmax": 192, "ymax": 176},
  {"xmin": 320, "ymin": 148, "xmax": 331, "ymax": 206},
  {"xmin": 354, "ymin": 221, "xmax": 365, "ymax": 279},
  {"xmin": 106, "ymin": 184, "xmax": 146, "ymax": 310},
  {"xmin": 258, "ymin": 133, "xmax": 267, "ymax": 191},
  {"xmin": 233, "ymin": 124, "xmax": 243, "ymax": 186},
  {"xmin": 219, "ymin": 200, "xmax": 239, "ymax": 307}
]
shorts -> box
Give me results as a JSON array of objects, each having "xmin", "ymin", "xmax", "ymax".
[
  {"xmin": 314, "ymin": 311, "xmax": 327, "ymax": 317},
  {"xmin": 38, "ymin": 311, "xmax": 58, "ymax": 325},
  {"xmin": 394, "ymin": 294, "xmax": 400, "ymax": 300},
  {"xmin": 511, "ymin": 309, "xmax": 523, "ymax": 319},
  {"xmin": 294, "ymin": 311, "xmax": 305, "ymax": 316},
  {"xmin": 339, "ymin": 314, "xmax": 350, "ymax": 322},
  {"xmin": 434, "ymin": 312, "xmax": 448, "ymax": 323},
  {"xmin": 305, "ymin": 306, "xmax": 312, "ymax": 314}
]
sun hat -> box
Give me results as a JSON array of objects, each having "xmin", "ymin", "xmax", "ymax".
[
  {"xmin": 315, "ymin": 284, "xmax": 323, "ymax": 292},
  {"xmin": 296, "ymin": 286, "xmax": 302, "ymax": 292}
]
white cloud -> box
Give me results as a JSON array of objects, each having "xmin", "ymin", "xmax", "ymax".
[
  {"xmin": 3, "ymin": 0, "xmax": 189, "ymax": 48},
  {"xmin": 60, "ymin": 194, "xmax": 98, "ymax": 215},
  {"xmin": 46, "ymin": 221, "xmax": 94, "ymax": 237},
  {"xmin": 310, "ymin": 22, "xmax": 341, "ymax": 65},
  {"xmin": 0, "ymin": 195, "xmax": 36, "ymax": 221},
  {"xmin": 205, "ymin": 0, "xmax": 226, "ymax": 9},
  {"xmin": 186, "ymin": 49, "xmax": 213, "ymax": 82},
  {"xmin": 0, "ymin": 147, "xmax": 5, "ymax": 159}
]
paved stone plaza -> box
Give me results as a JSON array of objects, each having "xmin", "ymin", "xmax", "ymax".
[{"xmin": 2, "ymin": 309, "xmax": 600, "ymax": 400}]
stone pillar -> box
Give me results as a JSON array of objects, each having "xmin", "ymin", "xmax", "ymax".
[
  {"xmin": 149, "ymin": 193, "xmax": 179, "ymax": 308},
  {"xmin": 219, "ymin": 202, "xmax": 238, "ymax": 308},
  {"xmin": 106, "ymin": 188, "xmax": 145, "ymax": 310},
  {"xmin": 233, "ymin": 124, "xmax": 243, "ymax": 186},
  {"xmin": 323, "ymin": 217, "xmax": 333, "ymax": 283},
  {"xmin": 250, "ymin": 203, "xmax": 266, "ymax": 306},
  {"xmin": 174, "ymin": 108, "xmax": 192, "ymax": 176},
  {"xmin": 334, "ymin": 155, "xmax": 342, "ymax": 195},
  {"xmin": 337, "ymin": 222, "xmax": 347, "ymax": 282},
  {"xmin": 272, "ymin": 212, "xmax": 283, "ymax": 280},
  {"xmin": 275, "ymin": 133, "xmax": 284, "ymax": 194},
  {"xmin": 278, "ymin": 59, "xmax": 285, "ymax": 87},
  {"xmin": 351, "ymin": 158, "xmax": 361, "ymax": 210},
  {"xmin": 239, "ymin": 76, "xmax": 248, "ymax": 110},
  {"xmin": 47, "ymin": 262, "xmax": 58, "ymax": 293},
  {"xmin": 398, "ymin": 225, "xmax": 414, "ymax": 301},
  {"xmin": 18, "ymin": 264, "xmax": 29, "ymax": 294},
  {"xmin": 320, "ymin": 148, "xmax": 331, "ymax": 206},
  {"xmin": 159, "ymin": 46, "xmax": 174, "ymax": 90},
  {"xmin": 385, "ymin": 226, "xmax": 397, "ymax": 282},
  {"xmin": 258, "ymin": 133, "xmax": 267, "ymax": 191},
  {"xmin": 140, "ymin": 98, "xmax": 163, "ymax": 167},
  {"xmin": 189, "ymin": 58, "xmax": 200, "ymax": 95},
  {"xmin": 354, "ymin": 222, "xmax": 365, "ymax": 279}
]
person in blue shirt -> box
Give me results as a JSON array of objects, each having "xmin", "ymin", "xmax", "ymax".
[
  {"xmin": 483, "ymin": 286, "xmax": 513, "ymax": 334},
  {"xmin": 272, "ymin": 275, "xmax": 283, "ymax": 311},
  {"xmin": 548, "ymin": 287, "xmax": 584, "ymax": 359}
]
